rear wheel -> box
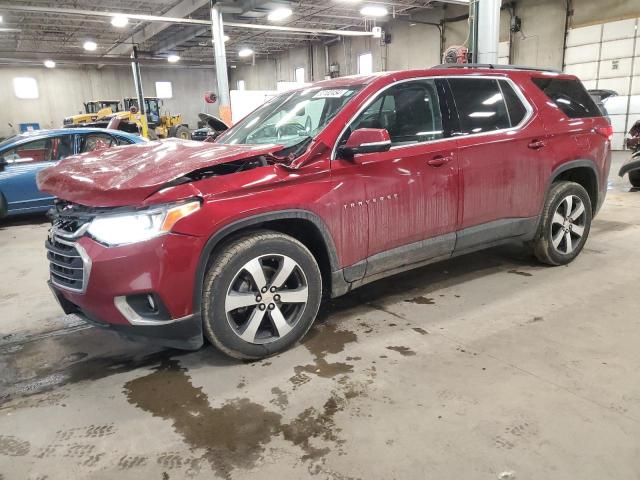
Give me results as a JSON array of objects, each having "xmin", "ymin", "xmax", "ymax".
[
  {"xmin": 629, "ymin": 171, "xmax": 640, "ymax": 188},
  {"xmin": 169, "ymin": 125, "xmax": 190, "ymax": 140},
  {"xmin": 533, "ymin": 181, "xmax": 592, "ymax": 266},
  {"xmin": 202, "ymin": 231, "xmax": 322, "ymax": 359}
]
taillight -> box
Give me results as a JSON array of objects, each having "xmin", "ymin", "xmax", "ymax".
[{"xmin": 594, "ymin": 125, "xmax": 613, "ymax": 141}]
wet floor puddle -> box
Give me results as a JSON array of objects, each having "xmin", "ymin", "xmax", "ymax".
[
  {"xmin": 124, "ymin": 358, "xmax": 353, "ymax": 478},
  {"xmin": 292, "ymin": 322, "xmax": 358, "ymax": 380}
]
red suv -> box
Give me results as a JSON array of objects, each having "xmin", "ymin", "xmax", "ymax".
[{"xmin": 39, "ymin": 65, "xmax": 612, "ymax": 359}]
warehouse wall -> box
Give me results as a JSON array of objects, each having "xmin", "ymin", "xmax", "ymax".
[
  {"xmin": 0, "ymin": 65, "xmax": 219, "ymax": 139},
  {"xmin": 230, "ymin": 0, "xmax": 640, "ymax": 90}
]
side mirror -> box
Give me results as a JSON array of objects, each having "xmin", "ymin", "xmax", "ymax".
[{"xmin": 337, "ymin": 128, "xmax": 391, "ymax": 160}]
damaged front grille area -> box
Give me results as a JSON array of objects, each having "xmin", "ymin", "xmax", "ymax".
[{"xmin": 46, "ymin": 200, "xmax": 95, "ymax": 293}]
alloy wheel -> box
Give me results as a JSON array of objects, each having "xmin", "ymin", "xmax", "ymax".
[
  {"xmin": 550, "ymin": 194, "xmax": 586, "ymax": 255},
  {"xmin": 224, "ymin": 254, "xmax": 309, "ymax": 344}
]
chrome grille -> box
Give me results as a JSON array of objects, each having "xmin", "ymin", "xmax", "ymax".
[{"xmin": 46, "ymin": 205, "xmax": 93, "ymax": 293}]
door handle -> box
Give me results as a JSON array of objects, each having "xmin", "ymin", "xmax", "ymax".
[
  {"xmin": 427, "ymin": 155, "xmax": 453, "ymax": 167},
  {"xmin": 528, "ymin": 140, "xmax": 546, "ymax": 150}
]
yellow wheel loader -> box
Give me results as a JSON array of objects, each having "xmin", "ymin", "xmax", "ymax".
[
  {"xmin": 122, "ymin": 97, "xmax": 190, "ymax": 140},
  {"xmin": 63, "ymin": 100, "xmax": 121, "ymax": 126}
]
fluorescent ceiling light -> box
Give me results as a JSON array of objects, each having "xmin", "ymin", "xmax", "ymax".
[
  {"xmin": 238, "ymin": 48, "xmax": 253, "ymax": 57},
  {"xmin": 111, "ymin": 15, "xmax": 129, "ymax": 28},
  {"xmin": 83, "ymin": 40, "xmax": 97, "ymax": 51},
  {"xmin": 268, "ymin": 7, "xmax": 292, "ymax": 21},
  {"xmin": 167, "ymin": 54, "xmax": 180, "ymax": 63},
  {"xmin": 44, "ymin": 59, "xmax": 56, "ymax": 68},
  {"xmin": 0, "ymin": 15, "xmax": 3, "ymax": 22},
  {"xmin": 360, "ymin": 5, "xmax": 387, "ymax": 17}
]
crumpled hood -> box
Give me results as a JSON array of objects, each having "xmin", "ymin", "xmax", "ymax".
[{"xmin": 37, "ymin": 139, "xmax": 282, "ymax": 207}]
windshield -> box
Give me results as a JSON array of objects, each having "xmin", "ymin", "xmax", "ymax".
[{"xmin": 217, "ymin": 86, "xmax": 362, "ymax": 151}]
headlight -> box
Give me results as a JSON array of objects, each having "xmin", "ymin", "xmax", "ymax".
[{"xmin": 87, "ymin": 200, "xmax": 200, "ymax": 246}]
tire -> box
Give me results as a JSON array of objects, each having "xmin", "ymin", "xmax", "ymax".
[
  {"xmin": 533, "ymin": 181, "xmax": 592, "ymax": 266},
  {"xmin": 169, "ymin": 125, "xmax": 190, "ymax": 140},
  {"xmin": 629, "ymin": 171, "xmax": 640, "ymax": 188},
  {"xmin": 146, "ymin": 128, "xmax": 158, "ymax": 140},
  {"xmin": 202, "ymin": 231, "xmax": 322, "ymax": 359}
]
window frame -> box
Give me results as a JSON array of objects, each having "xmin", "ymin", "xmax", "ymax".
[{"xmin": 331, "ymin": 75, "xmax": 533, "ymax": 160}]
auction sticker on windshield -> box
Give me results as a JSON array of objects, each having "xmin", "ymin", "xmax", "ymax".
[{"xmin": 313, "ymin": 89, "xmax": 350, "ymax": 99}]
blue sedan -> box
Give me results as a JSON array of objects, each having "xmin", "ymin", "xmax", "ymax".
[{"xmin": 0, "ymin": 128, "xmax": 146, "ymax": 218}]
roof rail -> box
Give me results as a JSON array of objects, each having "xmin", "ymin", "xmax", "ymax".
[{"xmin": 433, "ymin": 63, "xmax": 561, "ymax": 74}]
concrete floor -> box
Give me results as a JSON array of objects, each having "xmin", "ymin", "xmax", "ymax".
[{"xmin": 1, "ymin": 152, "xmax": 640, "ymax": 480}]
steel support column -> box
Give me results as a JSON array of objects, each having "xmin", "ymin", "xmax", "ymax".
[
  {"xmin": 210, "ymin": 0, "xmax": 232, "ymax": 125},
  {"xmin": 477, "ymin": 0, "xmax": 500, "ymax": 64},
  {"xmin": 131, "ymin": 46, "xmax": 149, "ymax": 138}
]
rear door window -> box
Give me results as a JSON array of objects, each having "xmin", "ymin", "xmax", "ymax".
[
  {"xmin": 531, "ymin": 77, "xmax": 602, "ymax": 118},
  {"xmin": 448, "ymin": 78, "xmax": 511, "ymax": 134}
]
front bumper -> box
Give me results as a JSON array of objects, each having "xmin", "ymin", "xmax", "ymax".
[{"xmin": 48, "ymin": 232, "xmax": 205, "ymax": 350}]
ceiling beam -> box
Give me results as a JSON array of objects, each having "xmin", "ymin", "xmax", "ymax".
[
  {"xmin": 0, "ymin": 51, "xmax": 216, "ymax": 67},
  {"xmin": 0, "ymin": 4, "xmax": 374, "ymax": 36},
  {"xmin": 105, "ymin": 0, "xmax": 210, "ymax": 57}
]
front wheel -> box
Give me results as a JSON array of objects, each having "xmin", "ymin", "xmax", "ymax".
[
  {"xmin": 169, "ymin": 125, "xmax": 190, "ymax": 140},
  {"xmin": 533, "ymin": 181, "xmax": 592, "ymax": 266},
  {"xmin": 629, "ymin": 171, "xmax": 640, "ymax": 188},
  {"xmin": 202, "ymin": 231, "xmax": 322, "ymax": 359}
]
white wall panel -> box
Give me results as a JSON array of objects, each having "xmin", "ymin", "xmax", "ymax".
[
  {"xmin": 632, "ymin": 80, "xmax": 640, "ymax": 96},
  {"xmin": 598, "ymin": 76, "xmax": 631, "ymax": 93},
  {"xmin": 633, "ymin": 58, "xmax": 640, "ymax": 75},
  {"xmin": 565, "ymin": 62, "xmax": 599, "ymax": 80},
  {"xmin": 603, "ymin": 96, "xmax": 630, "ymax": 115},
  {"xmin": 598, "ymin": 58, "xmax": 633, "ymax": 78},
  {"xmin": 602, "ymin": 18, "xmax": 637, "ymax": 41},
  {"xmin": 612, "ymin": 132, "xmax": 626, "ymax": 150},
  {"xmin": 609, "ymin": 114, "xmax": 628, "ymax": 133},
  {"xmin": 565, "ymin": 44, "xmax": 600, "ymax": 65},
  {"xmin": 581, "ymin": 79, "xmax": 598, "ymax": 90},
  {"xmin": 566, "ymin": 24, "xmax": 602, "ymax": 47},
  {"xmin": 629, "ymin": 95, "xmax": 640, "ymax": 113},
  {"xmin": 600, "ymin": 39, "xmax": 635, "ymax": 60}
]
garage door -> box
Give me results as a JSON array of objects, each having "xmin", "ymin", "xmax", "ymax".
[{"xmin": 564, "ymin": 18, "xmax": 640, "ymax": 150}]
